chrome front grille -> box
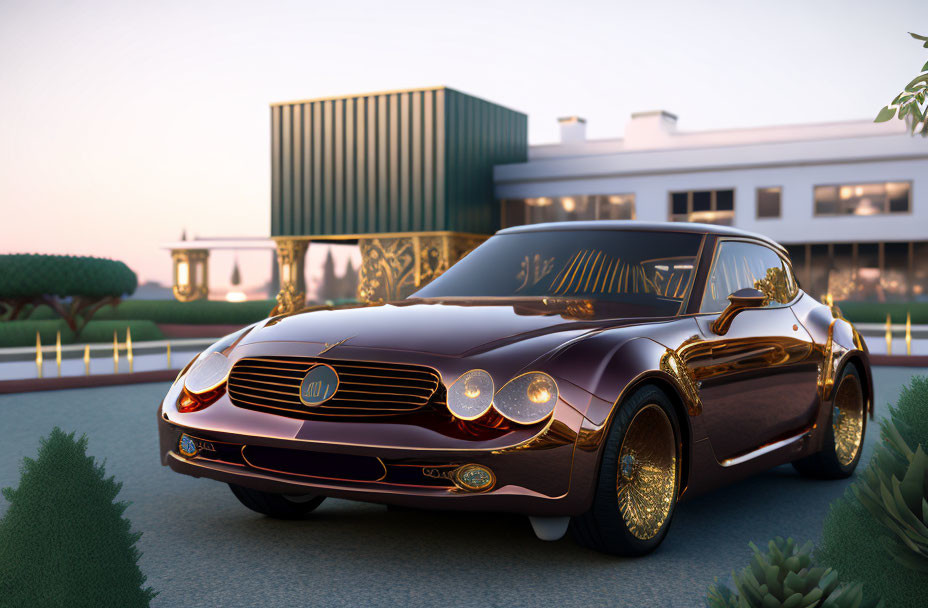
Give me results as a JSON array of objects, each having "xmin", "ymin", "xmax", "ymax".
[{"xmin": 227, "ymin": 356, "xmax": 442, "ymax": 418}]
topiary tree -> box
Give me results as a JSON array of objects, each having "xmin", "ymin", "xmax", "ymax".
[
  {"xmin": 0, "ymin": 253, "xmax": 137, "ymax": 336},
  {"xmin": 875, "ymin": 33, "xmax": 928, "ymax": 136},
  {"xmin": 706, "ymin": 537, "xmax": 882, "ymax": 607},
  {"xmin": 0, "ymin": 428, "xmax": 156, "ymax": 606}
]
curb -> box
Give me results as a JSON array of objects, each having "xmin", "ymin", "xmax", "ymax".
[
  {"xmin": 869, "ymin": 354, "xmax": 928, "ymax": 367},
  {"xmin": 0, "ymin": 369, "xmax": 179, "ymax": 394}
]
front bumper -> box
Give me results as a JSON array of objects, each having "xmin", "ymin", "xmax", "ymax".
[{"xmin": 158, "ymin": 374, "xmax": 596, "ymax": 516}]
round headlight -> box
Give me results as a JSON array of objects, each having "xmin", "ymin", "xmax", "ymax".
[
  {"xmin": 183, "ymin": 352, "xmax": 232, "ymax": 395},
  {"xmin": 447, "ymin": 369, "xmax": 494, "ymax": 420},
  {"xmin": 493, "ymin": 372, "xmax": 558, "ymax": 425}
]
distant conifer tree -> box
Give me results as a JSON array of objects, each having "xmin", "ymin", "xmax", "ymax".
[
  {"xmin": 0, "ymin": 428, "xmax": 156, "ymax": 606},
  {"xmin": 317, "ymin": 247, "xmax": 340, "ymax": 302},
  {"xmin": 231, "ymin": 258, "xmax": 242, "ymax": 286},
  {"xmin": 342, "ymin": 258, "xmax": 358, "ymax": 300}
]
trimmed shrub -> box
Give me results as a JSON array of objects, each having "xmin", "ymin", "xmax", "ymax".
[
  {"xmin": 706, "ymin": 537, "xmax": 881, "ymax": 607},
  {"xmin": 817, "ymin": 376, "xmax": 928, "ymax": 605},
  {"xmin": 886, "ymin": 376, "xmax": 928, "ymax": 451},
  {"xmin": 836, "ymin": 301, "xmax": 928, "ymax": 325},
  {"xmin": 817, "ymin": 488, "xmax": 928, "ymax": 606},
  {"xmin": 853, "ymin": 427, "xmax": 928, "ymax": 572},
  {"xmin": 0, "ymin": 428, "xmax": 156, "ymax": 606},
  {"xmin": 0, "ymin": 319, "xmax": 163, "ymax": 348}
]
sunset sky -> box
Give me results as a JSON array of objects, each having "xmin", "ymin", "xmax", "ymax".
[{"xmin": 1, "ymin": 0, "xmax": 924, "ymax": 296}]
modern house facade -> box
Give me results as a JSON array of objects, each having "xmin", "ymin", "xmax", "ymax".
[{"xmin": 494, "ymin": 112, "xmax": 928, "ymax": 303}]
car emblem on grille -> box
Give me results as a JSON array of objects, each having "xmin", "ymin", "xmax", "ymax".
[{"xmin": 299, "ymin": 364, "xmax": 339, "ymax": 406}]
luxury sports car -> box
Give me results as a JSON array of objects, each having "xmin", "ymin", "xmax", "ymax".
[{"xmin": 158, "ymin": 221, "xmax": 872, "ymax": 556}]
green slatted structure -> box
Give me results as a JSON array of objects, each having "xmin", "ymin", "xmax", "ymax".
[{"xmin": 270, "ymin": 87, "xmax": 528, "ymax": 238}]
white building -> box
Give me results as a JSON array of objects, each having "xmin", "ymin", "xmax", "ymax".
[{"xmin": 494, "ymin": 112, "xmax": 928, "ymax": 302}]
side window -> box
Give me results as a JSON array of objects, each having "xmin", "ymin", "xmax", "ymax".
[{"xmin": 700, "ymin": 241, "xmax": 797, "ymax": 312}]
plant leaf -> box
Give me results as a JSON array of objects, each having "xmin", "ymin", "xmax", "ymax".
[{"xmin": 875, "ymin": 106, "xmax": 896, "ymax": 122}]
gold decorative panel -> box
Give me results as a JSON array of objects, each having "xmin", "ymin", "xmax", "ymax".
[{"xmin": 358, "ymin": 233, "xmax": 486, "ymax": 304}]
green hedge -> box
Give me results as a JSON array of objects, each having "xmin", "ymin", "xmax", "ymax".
[
  {"xmin": 87, "ymin": 299, "xmax": 276, "ymax": 325},
  {"xmin": 13, "ymin": 299, "xmax": 280, "ymax": 325},
  {"xmin": 0, "ymin": 320, "xmax": 163, "ymax": 348},
  {"xmin": 837, "ymin": 301, "xmax": 928, "ymax": 324}
]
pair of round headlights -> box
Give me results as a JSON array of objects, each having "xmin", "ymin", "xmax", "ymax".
[{"xmin": 446, "ymin": 370, "xmax": 558, "ymax": 425}]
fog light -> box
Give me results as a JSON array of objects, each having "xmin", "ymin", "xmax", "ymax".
[
  {"xmin": 178, "ymin": 434, "xmax": 198, "ymax": 458},
  {"xmin": 453, "ymin": 464, "xmax": 495, "ymax": 492}
]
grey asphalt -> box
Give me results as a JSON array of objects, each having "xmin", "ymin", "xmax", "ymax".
[{"xmin": 0, "ymin": 367, "xmax": 923, "ymax": 608}]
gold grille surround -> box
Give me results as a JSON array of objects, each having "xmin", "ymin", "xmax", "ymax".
[{"xmin": 227, "ymin": 356, "xmax": 443, "ymax": 418}]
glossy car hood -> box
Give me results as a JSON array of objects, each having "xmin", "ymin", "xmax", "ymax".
[{"xmin": 240, "ymin": 300, "xmax": 650, "ymax": 357}]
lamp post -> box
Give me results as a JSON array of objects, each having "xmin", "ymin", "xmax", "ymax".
[{"xmin": 171, "ymin": 248, "xmax": 210, "ymax": 301}]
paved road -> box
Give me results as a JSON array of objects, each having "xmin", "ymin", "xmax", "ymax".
[{"xmin": 0, "ymin": 367, "xmax": 924, "ymax": 607}]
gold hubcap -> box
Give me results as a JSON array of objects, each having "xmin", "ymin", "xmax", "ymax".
[
  {"xmin": 832, "ymin": 373, "xmax": 864, "ymax": 466},
  {"xmin": 616, "ymin": 404, "xmax": 677, "ymax": 540}
]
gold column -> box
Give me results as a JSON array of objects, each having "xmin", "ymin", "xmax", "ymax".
[
  {"xmin": 171, "ymin": 248, "xmax": 210, "ymax": 301},
  {"xmin": 272, "ymin": 238, "xmax": 310, "ymax": 315},
  {"xmin": 357, "ymin": 232, "xmax": 486, "ymax": 304}
]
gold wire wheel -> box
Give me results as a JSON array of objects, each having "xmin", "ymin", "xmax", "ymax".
[
  {"xmin": 832, "ymin": 373, "xmax": 864, "ymax": 467},
  {"xmin": 616, "ymin": 404, "xmax": 677, "ymax": 540}
]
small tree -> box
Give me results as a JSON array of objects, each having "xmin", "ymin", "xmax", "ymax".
[
  {"xmin": 0, "ymin": 254, "xmax": 137, "ymax": 336},
  {"xmin": 875, "ymin": 33, "xmax": 928, "ymax": 136},
  {"xmin": 0, "ymin": 428, "xmax": 156, "ymax": 606}
]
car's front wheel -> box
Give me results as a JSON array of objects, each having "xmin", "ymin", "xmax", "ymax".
[
  {"xmin": 229, "ymin": 484, "xmax": 326, "ymax": 519},
  {"xmin": 570, "ymin": 384, "xmax": 681, "ymax": 556}
]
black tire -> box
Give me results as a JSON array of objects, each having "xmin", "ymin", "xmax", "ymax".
[
  {"xmin": 570, "ymin": 384, "xmax": 681, "ymax": 557},
  {"xmin": 792, "ymin": 364, "xmax": 867, "ymax": 479},
  {"xmin": 229, "ymin": 484, "xmax": 326, "ymax": 519}
]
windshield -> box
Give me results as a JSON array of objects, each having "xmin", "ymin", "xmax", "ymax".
[{"xmin": 412, "ymin": 229, "xmax": 704, "ymax": 316}]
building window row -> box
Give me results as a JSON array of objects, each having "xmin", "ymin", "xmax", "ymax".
[
  {"xmin": 501, "ymin": 194, "xmax": 635, "ymax": 226},
  {"xmin": 786, "ymin": 241, "xmax": 928, "ymax": 303},
  {"xmin": 503, "ymin": 181, "xmax": 911, "ymax": 227}
]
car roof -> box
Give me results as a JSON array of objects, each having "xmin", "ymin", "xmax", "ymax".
[{"xmin": 497, "ymin": 220, "xmax": 787, "ymax": 255}]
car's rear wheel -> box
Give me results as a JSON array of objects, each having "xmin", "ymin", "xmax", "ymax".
[
  {"xmin": 570, "ymin": 384, "xmax": 681, "ymax": 556},
  {"xmin": 792, "ymin": 364, "xmax": 867, "ymax": 479},
  {"xmin": 229, "ymin": 484, "xmax": 326, "ymax": 519}
]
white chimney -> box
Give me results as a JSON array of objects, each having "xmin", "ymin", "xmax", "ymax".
[
  {"xmin": 624, "ymin": 110, "xmax": 678, "ymax": 150},
  {"xmin": 558, "ymin": 116, "xmax": 587, "ymax": 144}
]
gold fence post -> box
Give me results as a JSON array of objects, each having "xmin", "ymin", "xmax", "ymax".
[
  {"xmin": 885, "ymin": 313, "xmax": 892, "ymax": 356},
  {"xmin": 84, "ymin": 344, "xmax": 90, "ymax": 375},
  {"xmin": 55, "ymin": 330, "xmax": 62, "ymax": 377},
  {"xmin": 113, "ymin": 330, "xmax": 119, "ymax": 373},
  {"xmin": 126, "ymin": 327, "xmax": 134, "ymax": 373},
  {"xmin": 166, "ymin": 342, "xmax": 171, "ymax": 369},
  {"xmin": 905, "ymin": 311, "xmax": 912, "ymax": 356},
  {"xmin": 35, "ymin": 332, "xmax": 43, "ymax": 379}
]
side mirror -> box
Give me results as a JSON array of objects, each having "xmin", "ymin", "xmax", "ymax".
[{"xmin": 711, "ymin": 288, "xmax": 767, "ymax": 335}]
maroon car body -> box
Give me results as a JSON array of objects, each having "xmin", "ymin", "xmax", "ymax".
[{"xmin": 158, "ymin": 221, "xmax": 872, "ymax": 551}]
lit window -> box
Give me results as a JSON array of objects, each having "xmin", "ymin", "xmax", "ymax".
[
  {"xmin": 501, "ymin": 194, "xmax": 636, "ymax": 227},
  {"xmin": 814, "ymin": 182, "xmax": 910, "ymax": 216},
  {"xmin": 757, "ymin": 187, "xmax": 781, "ymax": 219},
  {"xmin": 668, "ymin": 189, "xmax": 735, "ymax": 225}
]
